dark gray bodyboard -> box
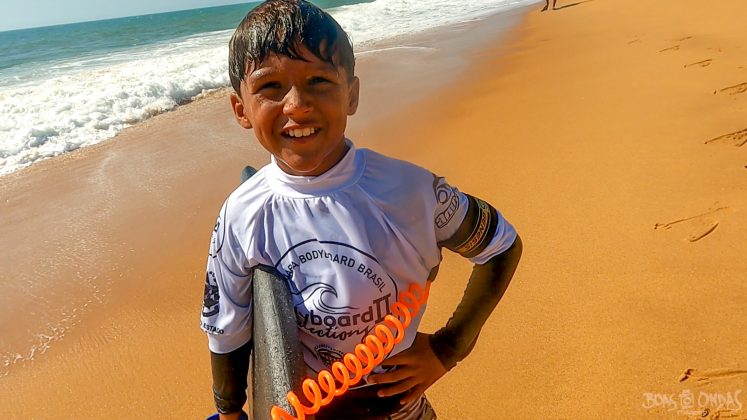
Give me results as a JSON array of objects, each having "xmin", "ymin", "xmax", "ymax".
[{"xmin": 250, "ymin": 267, "xmax": 305, "ymax": 419}]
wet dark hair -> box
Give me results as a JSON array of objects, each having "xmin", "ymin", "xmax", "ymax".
[{"xmin": 228, "ymin": 0, "xmax": 355, "ymax": 95}]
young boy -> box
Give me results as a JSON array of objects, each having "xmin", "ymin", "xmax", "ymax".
[{"xmin": 200, "ymin": 1, "xmax": 522, "ymax": 419}]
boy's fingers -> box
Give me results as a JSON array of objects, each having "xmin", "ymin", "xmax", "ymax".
[
  {"xmin": 368, "ymin": 367, "xmax": 413, "ymax": 384},
  {"xmin": 376, "ymin": 377, "xmax": 419, "ymax": 397},
  {"xmin": 380, "ymin": 351, "xmax": 413, "ymax": 367}
]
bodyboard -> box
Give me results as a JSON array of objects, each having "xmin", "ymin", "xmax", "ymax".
[{"xmin": 249, "ymin": 266, "xmax": 305, "ymax": 419}]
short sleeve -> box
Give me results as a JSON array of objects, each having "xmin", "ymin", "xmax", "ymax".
[
  {"xmin": 433, "ymin": 176, "xmax": 517, "ymax": 265},
  {"xmin": 200, "ymin": 204, "xmax": 254, "ymax": 354}
]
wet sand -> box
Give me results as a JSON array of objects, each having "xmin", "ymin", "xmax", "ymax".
[{"xmin": 1, "ymin": 0, "xmax": 746, "ymax": 418}]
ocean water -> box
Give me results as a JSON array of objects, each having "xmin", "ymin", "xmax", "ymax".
[{"xmin": 0, "ymin": 0, "xmax": 534, "ymax": 177}]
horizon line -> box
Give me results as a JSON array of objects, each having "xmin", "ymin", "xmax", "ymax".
[{"xmin": 0, "ymin": 0, "xmax": 256, "ymax": 34}]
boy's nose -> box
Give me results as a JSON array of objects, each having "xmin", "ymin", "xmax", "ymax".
[{"xmin": 282, "ymin": 86, "xmax": 312, "ymax": 116}]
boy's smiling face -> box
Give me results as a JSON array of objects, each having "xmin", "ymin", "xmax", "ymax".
[{"xmin": 230, "ymin": 45, "xmax": 360, "ymax": 176}]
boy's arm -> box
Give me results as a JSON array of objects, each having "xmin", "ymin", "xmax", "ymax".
[
  {"xmin": 429, "ymin": 234, "xmax": 522, "ymax": 369},
  {"xmin": 210, "ymin": 340, "xmax": 252, "ymax": 418},
  {"xmin": 371, "ymin": 178, "xmax": 521, "ymax": 403},
  {"xmin": 202, "ymin": 204, "xmax": 255, "ymax": 418},
  {"xmin": 429, "ymin": 179, "xmax": 522, "ymax": 368},
  {"xmin": 371, "ymin": 235, "xmax": 522, "ymax": 403}
]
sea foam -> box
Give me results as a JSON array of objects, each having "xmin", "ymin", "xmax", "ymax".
[{"xmin": 0, "ymin": 31, "xmax": 230, "ymax": 175}]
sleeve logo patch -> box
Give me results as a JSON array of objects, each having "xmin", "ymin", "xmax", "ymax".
[
  {"xmin": 433, "ymin": 176, "xmax": 460, "ymax": 228},
  {"xmin": 202, "ymin": 271, "xmax": 220, "ymax": 317},
  {"xmin": 209, "ymin": 214, "xmax": 224, "ymax": 258}
]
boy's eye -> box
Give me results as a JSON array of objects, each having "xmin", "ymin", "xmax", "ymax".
[
  {"xmin": 258, "ymin": 81, "xmax": 282, "ymax": 91},
  {"xmin": 309, "ymin": 76, "xmax": 332, "ymax": 85}
]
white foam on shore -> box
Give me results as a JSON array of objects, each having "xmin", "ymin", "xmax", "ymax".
[
  {"xmin": 0, "ymin": 31, "xmax": 231, "ymax": 176},
  {"xmin": 333, "ymin": 0, "xmax": 533, "ymax": 47},
  {"xmin": 0, "ymin": 0, "xmax": 536, "ymax": 176}
]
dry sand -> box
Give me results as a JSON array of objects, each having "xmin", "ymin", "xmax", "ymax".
[{"xmin": 1, "ymin": 0, "xmax": 746, "ymax": 419}]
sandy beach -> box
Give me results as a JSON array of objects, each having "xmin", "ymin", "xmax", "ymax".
[{"xmin": 1, "ymin": 0, "xmax": 746, "ymax": 418}]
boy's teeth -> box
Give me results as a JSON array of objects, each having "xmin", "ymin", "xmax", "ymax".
[{"xmin": 288, "ymin": 128, "xmax": 316, "ymax": 137}]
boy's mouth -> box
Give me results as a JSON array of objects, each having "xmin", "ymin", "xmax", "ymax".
[{"xmin": 282, "ymin": 127, "xmax": 320, "ymax": 139}]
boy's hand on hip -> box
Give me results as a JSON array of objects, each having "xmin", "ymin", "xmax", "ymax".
[{"xmin": 367, "ymin": 332, "xmax": 448, "ymax": 405}]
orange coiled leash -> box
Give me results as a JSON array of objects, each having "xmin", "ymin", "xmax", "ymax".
[{"xmin": 270, "ymin": 282, "xmax": 430, "ymax": 420}]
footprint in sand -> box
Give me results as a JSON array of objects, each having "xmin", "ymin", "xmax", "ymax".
[
  {"xmin": 716, "ymin": 82, "xmax": 747, "ymax": 96},
  {"xmin": 659, "ymin": 45, "xmax": 680, "ymax": 52},
  {"xmin": 678, "ymin": 368, "xmax": 747, "ymax": 386},
  {"xmin": 685, "ymin": 58, "xmax": 712, "ymax": 68},
  {"xmin": 705, "ymin": 129, "xmax": 747, "ymax": 147},
  {"xmin": 654, "ymin": 205, "xmax": 732, "ymax": 242}
]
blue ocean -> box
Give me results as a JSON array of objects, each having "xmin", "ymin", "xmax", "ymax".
[{"xmin": 0, "ymin": 0, "xmax": 533, "ymax": 176}]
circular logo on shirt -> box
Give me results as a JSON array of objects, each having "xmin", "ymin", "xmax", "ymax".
[{"xmin": 276, "ymin": 239, "xmax": 398, "ymax": 371}]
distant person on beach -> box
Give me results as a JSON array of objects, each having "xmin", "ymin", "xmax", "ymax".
[
  {"xmin": 542, "ymin": 0, "xmax": 557, "ymax": 11},
  {"xmin": 200, "ymin": 1, "xmax": 523, "ymax": 419}
]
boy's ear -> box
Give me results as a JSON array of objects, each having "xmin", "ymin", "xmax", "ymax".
[
  {"xmin": 230, "ymin": 92, "xmax": 253, "ymax": 129},
  {"xmin": 347, "ymin": 76, "xmax": 360, "ymax": 116}
]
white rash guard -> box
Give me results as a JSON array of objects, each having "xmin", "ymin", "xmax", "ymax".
[{"xmin": 200, "ymin": 140, "xmax": 517, "ymax": 377}]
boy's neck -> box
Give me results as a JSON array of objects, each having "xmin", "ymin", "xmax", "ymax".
[{"xmin": 276, "ymin": 139, "xmax": 351, "ymax": 177}]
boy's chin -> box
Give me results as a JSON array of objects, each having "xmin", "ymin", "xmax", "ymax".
[{"xmin": 276, "ymin": 157, "xmax": 327, "ymax": 176}]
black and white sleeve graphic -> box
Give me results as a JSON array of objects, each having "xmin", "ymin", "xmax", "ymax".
[
  {"xmin": 200, "ymin": 207, "xmax": 254, "ymax": 354},
  {"xmin": 433, "ymin": 176, "xmax": 517, "ymax": 264}
]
